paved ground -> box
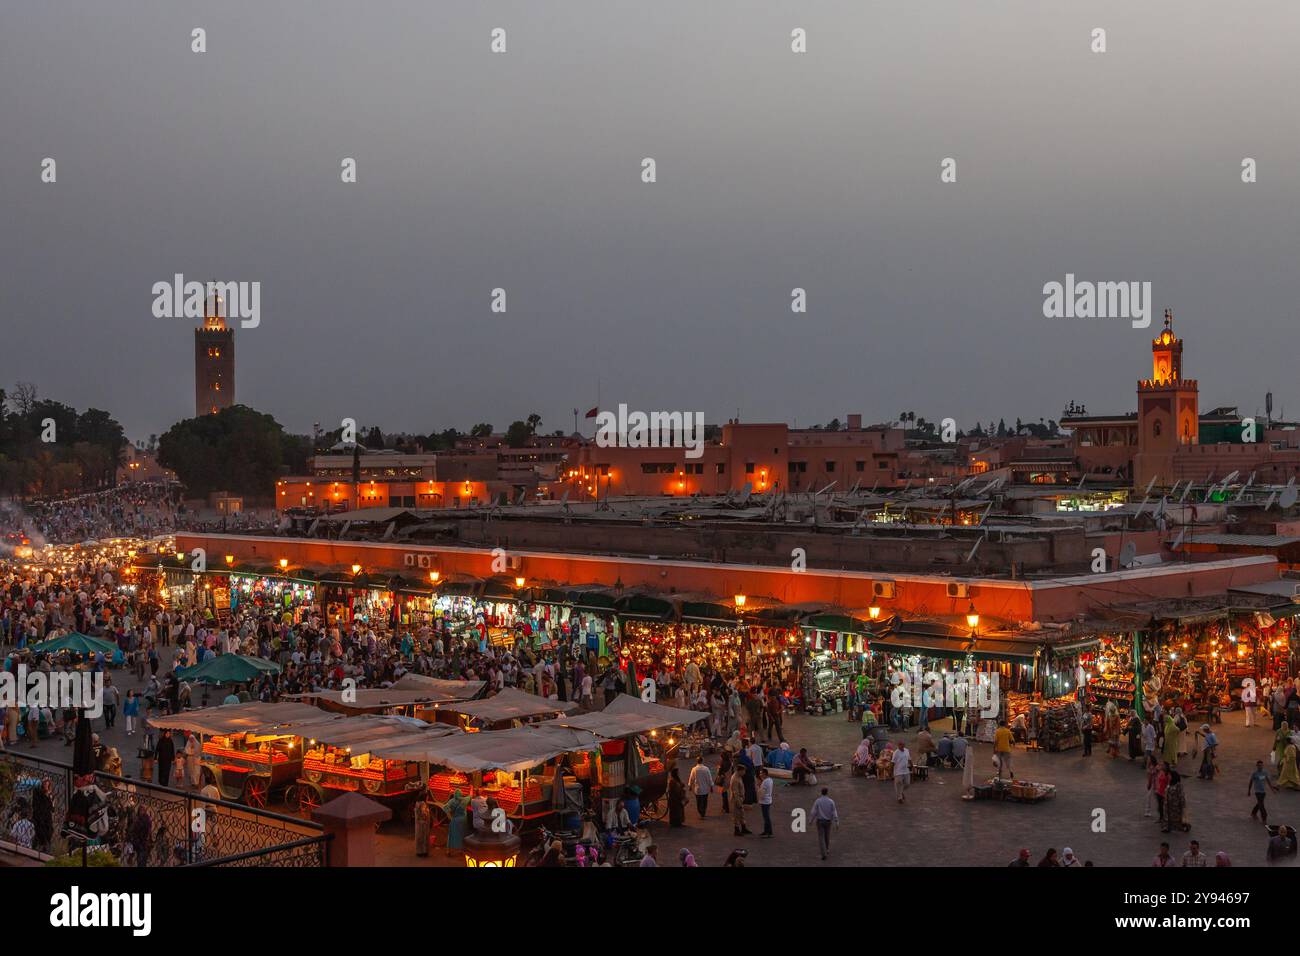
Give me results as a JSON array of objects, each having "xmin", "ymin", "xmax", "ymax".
[{"xmin": 14, "ymin": 648, "xmax": 1299, "ymax": 866}]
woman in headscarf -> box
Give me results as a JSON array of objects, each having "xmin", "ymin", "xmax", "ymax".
[
  {"xmin": 1273, "ymin": 721, "xmax": 1291, "ymax": 770},
  {"xmin": 1161, "ymin": 712, "xmax": 1180, "ymax": 767},
  {"xmin": 1278, "ymin": 740, "xmax": 1300, "ymax": 790},
  {"xmin": 679, "ymin": 848, "xmax": 698, "ymax": 867},
  {"xmin": 667, "ymin": 767, "xmax": 687, "ymax": 827},
  {"xmin": 738, "ymin": 745, "xmax": 758, "ymax": 805},
  {"xmin": 1126, "ymin": 712, "xmax": 1143, "ymax": 761},
  {"xmin": 443, "ymin": 789, "xmax": 469, "ymax": 856},
  {"xmin": 852, "ymin": 737, "xmax": 874, "ymax": 776},
  {"xmin": 1162, "ymin": 770, "xmax": 1188, "ymax": 833},
  {"xmin": 1214, "ymin": 851, "xmax": 1231, "ymax": 867}
]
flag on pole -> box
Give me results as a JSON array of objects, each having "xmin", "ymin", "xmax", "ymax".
[{"xmin": 584, "ymin": 407, "xmax": 599, "ymax": 418}]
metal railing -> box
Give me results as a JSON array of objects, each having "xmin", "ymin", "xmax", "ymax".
[{"xmin": 0, "ymin": 752, "xmax": 329, "ymax": 867}]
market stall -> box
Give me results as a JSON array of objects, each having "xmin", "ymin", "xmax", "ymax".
[
  {"xmin": 147, "ymin": 701, "xmax": 338, "ymax": 806},
  {"xmin": 372, "ymin": 722, "xmax": 603, "ymax": 822},
  {"xmin": 430, "ymin": 687, "xmax": 579, "ymax": 732},
  {"xmin": 290, "ymin": 715, "xmax": 459, "ymax": 813}
]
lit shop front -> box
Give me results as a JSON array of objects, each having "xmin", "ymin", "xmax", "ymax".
[{"xmin": 225, "ymin": 570, "xmax": 317, "ymax": 622}]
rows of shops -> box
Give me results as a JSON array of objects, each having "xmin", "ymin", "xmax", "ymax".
[{"xmin": 129, "ymin": 553, "xmax": 1300, "ymax": 732}]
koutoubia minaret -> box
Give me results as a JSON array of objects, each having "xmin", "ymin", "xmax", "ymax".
[
  {"xmin": 1133, "ymin": 309, "xmax": 1199, "ymax": 488},
  {"xmin": 194, "ymin": 289, "xmax": 235, "ymax": 416}
]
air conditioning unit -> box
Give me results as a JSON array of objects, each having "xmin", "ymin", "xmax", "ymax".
[
  {"xmin": 505, "ymin": 555, "xmax": 523, "ymax": 571},
  {"xmin": 872, "ymin": 580, "xmax": 896, "ymax": 599},
  {"xmin": 417, "ymin": 554, "xmax": 433, "ymax": 569},
  {"xmin": 946, "ymin": 581, "xmax": 969, "ymax": 599}
]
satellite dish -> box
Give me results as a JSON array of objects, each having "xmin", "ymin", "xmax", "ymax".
[
  {"xmin": 1281, "ymin": 485, "xmax": 1298, "ymax": 509},
  {"xmin": 1119, "ymin": 541, "xmax": 1137, "ymax": 568}
]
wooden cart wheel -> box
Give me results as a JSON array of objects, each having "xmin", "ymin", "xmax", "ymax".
[
  {"xmin": 200, "ymin": 766, "xmax": 217, "ymax": 789},
  {"xmin": 639, "ymin": 798, "xmax": 666, "ymax": 821},
  {"xmin": 295, "ymin": 783, "xmax": 323, "ymax": 815},
  {"xmin": 243, "ymin": 776, "xmax": 269, "ymax": 809}
]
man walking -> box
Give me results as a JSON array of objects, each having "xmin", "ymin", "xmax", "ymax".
[
  {"xmin": 811, "ymin": 787, "xmax": 838, "ymax": 861},
  {"xmin": 1249, "ymin": 759, "xmax": 1278, "ymax": 824},
  {"xmin": 994, "ymin": 719, "xmax": 1015, "ymax": 779},
  {"xmin": 757, "ymin": 767, "xmax": 774, "ymax": 837},
  {"xmin": 687, "ymin": 755, "xmax": 713, "ymax": 819},
  {"xmin": 893, "ymin": 741, "xmax": 912, "ymax": 803}
]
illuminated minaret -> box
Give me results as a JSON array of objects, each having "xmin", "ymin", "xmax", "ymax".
[
  {"xmin": 1134, "ymin": 309, "xmax": 1198, "ymax": 487},
  {"xmin": 194, "ymin": 289, "xmax": 235, "ymax": 416}
]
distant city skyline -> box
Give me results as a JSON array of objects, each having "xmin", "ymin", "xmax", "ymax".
[{"xmin": 3, "ymin": 0, "xmax": 1298, "ymax": 441}]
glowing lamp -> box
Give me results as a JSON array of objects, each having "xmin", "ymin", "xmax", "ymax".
[
  {"xmin": 224, "ymin": 554, "xmax": 234, "ymax": 565},
  {"xmin": 429, "ymin": 570, "xmax": 441, "ymax": 583},
  {"xmin": 515, "ymin": 576, "xmax": 526, "ymax": 588},
  {"xmin": 351, "ymin": 564, "xmax": 362, "ymax": 575},
  {"xmin": 868, "ymin": 605, "xmax": 881, "ymax": 620},
  {"xmin": 965, "ymin": 602, "xmax": 979, "ymax": 631},
  {"xmin": 175, "ymin": 551, "xmax": 185, "ymax": 562},
  {"xmin": 462, "ymin": 830, "xmax": 521, "ymax": 868},
  {"xmin": 279, "ymin": 558, "xmax": 289, "ymax": 569},
  {"xmin": 734, "ymin": 594, "xmax": 747, "ymax": 608}
]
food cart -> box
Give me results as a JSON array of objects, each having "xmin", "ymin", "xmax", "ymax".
[
  {"xmin": 287, "ymin": 716, "xmax": 459, "ymax": 815},
  {"xmin": 372, "ymin": 723, "xmax": 602, "ymax": 830},
  {"xmin": 148, "ymin": 702, "xmax": 337, "ymax": 807},
  {"xmin": 555, "ymin": 695, "xmax": 700, "ymax": 819}
]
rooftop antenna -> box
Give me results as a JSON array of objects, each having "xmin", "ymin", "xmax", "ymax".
[
  {"xmin": 978, "ymin": 501, "xmax": 994, "ymax": 526},
  {"xmin": 1237, "ymin": 472, "xmax": 1255, "ymax": 500},
  {"xmin": 965, "ymin": 531, "xmax": 987, "ymax": 564},
  {"xmin": 1179, "ymin": 481, "xmax": 1193, "ymax": 505}
]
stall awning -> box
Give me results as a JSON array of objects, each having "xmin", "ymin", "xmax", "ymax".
[
  {"xmin": 616, "ymin": 592, "xmax": 674, "ymax": 621},
  {"xmin": 438, "ymin": 687, "xmax": 579, "ymax": 723},
  {"xmin": 368, "ymin": 723, "xmax": 601, "ymax": 772},
  {"xmin": 147, "ymin": 702, "xmax": 340, "ymax": 737},
  {"xmin": 601, "ymin": 694, "xmax": 704, "ymax": 727},
  {"xmin": 557, "ymin": 695, "xmax": 705, "ymax": 737},
  {"xmin": 391, "ymin": 673, "xmax": 487, "ymax": 700},
  {"xmin": 482, "ymin": 576, "xmax": 522, "ymax": 601},
  {"xmin": 563, "ymin": 584, "xmax": 619, "ymax": 612},
  {"xmin": 300, "ymin": 715, "xmax": 458, "ymax": 752},
  {"xmin": 285, "ymin": 687, "xmax": 460, "ymax": 710}
]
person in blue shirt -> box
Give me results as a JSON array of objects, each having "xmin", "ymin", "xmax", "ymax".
[{"xmin": 765, "ymin": 742, "xmax": 795, "ymax": 771}]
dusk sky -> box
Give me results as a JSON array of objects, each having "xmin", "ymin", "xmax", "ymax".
[{"xmin": 3, "ymin": 1, "xmax": 1298, "ymax": 441}]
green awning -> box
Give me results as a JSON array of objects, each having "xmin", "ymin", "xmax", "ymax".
[
  {"xmin": 616, "ymin": 592, "xmax": 674, "ymax": 621},
  {"xmin": 678, "ymin": 599, "xmax": 736, "ymax": 624}
]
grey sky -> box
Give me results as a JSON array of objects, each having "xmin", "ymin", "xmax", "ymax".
[{"xmin": 2, "ymin": 0, "xmax": 1298, "ymax": 441}]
